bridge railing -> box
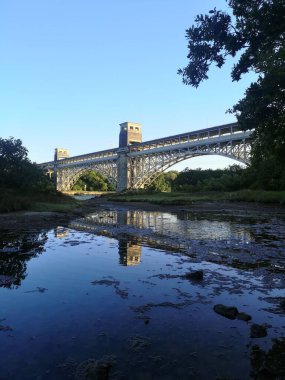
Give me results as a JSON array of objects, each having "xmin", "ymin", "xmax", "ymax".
[
  {"xmin": 128, "ymin": 123, "xmax": 252, "ymax": 153},
  {"xmin": 39, "ymin": 147, "xmax": 119, "ymax": 168}
]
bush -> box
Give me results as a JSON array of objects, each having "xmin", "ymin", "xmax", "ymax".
[
  {"xmin": 0, "ymin": 137, "xmax": 54, "ymax": 193},
  {"xmin": 0, "ymin": 193, "xmax": 31, "ymax": 213}
]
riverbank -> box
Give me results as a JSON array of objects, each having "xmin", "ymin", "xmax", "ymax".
[
  {"xmin": 0, "ymin": 194, "xmax": 100, "ymax": 232},
  {"xmin": 108, "ymin": 189, "xmax": 285, "ymax": 205},
  {"xmin": 2, "ymin": 191, "xmax": 285, "ymax": 233},
  {"xmin": 0, "ymin": 189, "xmax": 80, "ymax": 214},
  {"xmin": 0, "ymin": 190, "xmax": 90, "ymax": 232},
  {"xmin": 62, "ymin": 190, "xmax": 115, "ymax": 196},
  {"xmin": 1, "ymin": 188, "xmax": 285, "ymax": 216},
  {"xmin": 0, "ymin": 189, "xmax": 115, "ymax": 214}
]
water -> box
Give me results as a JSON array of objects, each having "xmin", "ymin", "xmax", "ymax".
[
  {"xmin": 0, "ymin": 207, "xmax": 285, "ymax": 379},
  {"xmin": 72, "ymin": 194, "xmax": 98, "ymax": 200}
]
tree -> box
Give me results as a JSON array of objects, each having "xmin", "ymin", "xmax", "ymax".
[
  {"xmin": 0, "ymin": 137, "xmax": 53, "ymax": 192},
  {"xmin": 172, "ymin": 165, "xmax": 254, "ymax": 192},
  {"xmin": 149, "ymin": 174, "xmax": 170, "ymax": 192},
  {"xmin": 178, "ymin": 0, "xmax": 285, "ymax": 189},
  {"xmin": 0, "ymin": 137, "xmax": 28, "ymax": 163},
  {"xmin": 72, "ymin": 170, "xmax": 114, "ymax": 191},
  {"xmin": 148, "ymin": 171, "xmax": 178, "ymax": 192}
]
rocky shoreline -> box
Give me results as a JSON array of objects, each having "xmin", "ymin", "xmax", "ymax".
[{"xmin": 1, "ymin": 197, "xmax": 284, "ymax": 232}]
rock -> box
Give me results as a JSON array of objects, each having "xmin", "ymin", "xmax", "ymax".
[
  {"xmin": 184, "ymin": 270, "xmax": 203, "ymax": 281},
  {"xmin": 114, "ymin": 286, "xmax": 128, "ymax": 299},
  {"xmin": 213, "ymin": 304, "xmax": 239, "ymax": 320},
  {"xmin": 75, "ymin": 356, "xmax": 116, "ymax": 380},
  {"xmin": 280, "ymin": 299, "xmax": 285, "ymax": 310},
  {"xmin": 96, "ymin": 363, "xmax": 111, "ymax": 380},
  {"xmin": 0, "ymin": 325, "xmax": 13, "ymax": 332},
  {"xmin": 237, "ymin": 312, "xmax": 252, "ymax": 322},
  {"xmin": 251, "ymin": 324, "xmax": 267, "ymax": 338},
  {"xmin": 24, "ymin": 287, "xmax": 48, "ymax": 294},
  {"xmin": 128, "ymin": 335, "xmax": 151, "ymax": 352},
  {"xmin": 91, "ymin": 279, "xmax": 120, "ymax": 287},
  {"xmin": 257, "ymin": 367, "xmax": 276, "ymax": 380}
]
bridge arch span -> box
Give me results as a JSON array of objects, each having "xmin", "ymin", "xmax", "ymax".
[
  {"xmin": 130, "ymin": 145, "xmax": 251, "ymax": 190},
  {"xmin": 56, "ymin": 161, "xmax": 117, "ymax": 192}
]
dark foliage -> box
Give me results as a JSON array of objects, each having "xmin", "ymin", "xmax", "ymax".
[
  {"xmin": 148, "ymin": 171, "xmax": 178, "ymax": 192},
  {"xmin": 146, "ymin": 166, "xmax": 256, "ymax": 193},
  {"xmin": 178, "ymin": 0, "xmax": 285, "ymax": 189},
  {"xmin": 173, "ymin": 165, "xmax": 255, "ymax": 192},
  {"xmin": 0, "ymin": 137, "xmax": 54, "ymax": 193},
  {"xmin": 72, "ymin": 170, "xmax": 115, "ymax": 191}
]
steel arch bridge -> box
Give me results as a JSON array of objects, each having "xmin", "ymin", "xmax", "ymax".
[{"xmin": 39, "ymin": 121, "xmax": 253, "ymax": 192}]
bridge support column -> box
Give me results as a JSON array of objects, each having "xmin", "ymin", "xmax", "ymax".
[
  {"xmin": 53, "ymin": 163, "xmax": 58, "ymax": 191},
  {"xmin": 54, "ymin": 166, "xmax": 68, "ymax": 192},
  {"xmin": 117, "ymin": 151, "xmax": 129, "ymax": 192}
]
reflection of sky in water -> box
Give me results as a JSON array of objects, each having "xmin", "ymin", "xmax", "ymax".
[
  {"xmin": 0, "ymin": 210, "xmax": 285, "ymax": 379},
  {"xmin": 72, "ymin": 194, "xmax": 97, "ymax": 200}
]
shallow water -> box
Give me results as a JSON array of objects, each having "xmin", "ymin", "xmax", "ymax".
[
  {"xmin": 72, "ymin": 194, "xmax": 97, "ymax": 201},
  {"xmin": 0, "ymin": 207, "xmax": 285, "ymax": 379}
]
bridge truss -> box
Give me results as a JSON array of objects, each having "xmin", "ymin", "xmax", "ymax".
[{"xmin": 39, "ymin": 122, "xmax": 252, "ymax": 192}]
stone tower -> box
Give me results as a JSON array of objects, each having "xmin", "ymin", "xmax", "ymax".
[
  {"xmin": 54, "ymin": 148, "xmax": 69, "ymax": 161},
  {"xmin": 117, "ymin": 122, "xmax": 142, "ymax": 192},
  {"xmin": 119, "ymin": 122, "xmax": 142, "ymax": 147}
]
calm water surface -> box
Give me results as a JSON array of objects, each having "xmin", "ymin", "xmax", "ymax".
[{"xmin": 0, "ymin": 207, "xmax": 285, "ymax": 379}]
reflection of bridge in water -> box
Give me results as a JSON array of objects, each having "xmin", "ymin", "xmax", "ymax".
[
  {"xmin": 55, "ymin": 226, "xmax": 69, "ymax": 238},
  {"xmin": 39, "ymin": 121, "xmax": 253, "ymax": 192},
  {"xmin": 67, "ymin": 209, "xmax": 253, "ymax": 266},
  {"xmin": 54, "ymin": 225, "xmax": 142, "ymax": 266},
  {"xmin": 72, "ymin": 209, "xmax": 252, "ymax": 242},
  {"xmin": 118, "ymin": 239, "xmax": 141, "ymax": 266}
]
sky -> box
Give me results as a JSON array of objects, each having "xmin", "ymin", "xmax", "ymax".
[{"xmin": 0, "ymin": 0, "xmax": 254, "ymax": 170}]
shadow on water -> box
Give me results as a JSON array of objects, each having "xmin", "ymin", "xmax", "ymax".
[
  {"xmin": 250, "ymin": 338, "xmax": 285, "ymax": 379},
  {"xmin": 0, "ymin": 231, "xmax": 47, "ymax": 288},
  {"xmin": 0, "ymin": 208, "xmax": 285, "ymax": 379}
]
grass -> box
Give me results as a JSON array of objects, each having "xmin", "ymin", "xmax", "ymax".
[
  {"xmin": 0, "ymin": 188, "xmax": 79, "ymax": 213},
  {"xmin": 2, "ymin": 187, "xmax": 284, "ymax": 213},
  {"xmin": 108, "ymin": 189, "xmax": 285, "ymax": 205},
  {"xmin": 30, "ymin": 201, "xmax": 78, "ymax": 213}
]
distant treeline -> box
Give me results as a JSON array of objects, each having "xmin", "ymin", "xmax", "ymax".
[
  {"xmin": 72, "ymin": 163, "xmax": 285, "ymax": 193},
  {"xmin": 149, "ymin": 164, "xmax": 285, "ymax": 193}
]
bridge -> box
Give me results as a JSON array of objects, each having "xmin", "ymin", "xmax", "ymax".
[{"xmin": 39, "ymin": 121, "xmax": 253, "ymax": 192}]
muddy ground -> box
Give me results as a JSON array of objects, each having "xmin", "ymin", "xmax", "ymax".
[{"xmin": 0, "ymin": 197, "xmax": 284, "ymax": 232}]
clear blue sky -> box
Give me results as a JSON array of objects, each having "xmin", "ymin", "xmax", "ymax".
[{"xmin": 1, "ymin": 0, "xmax": 254, "ymax": 169}]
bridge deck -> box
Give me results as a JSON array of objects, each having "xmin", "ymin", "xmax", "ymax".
[
  {"xmin": 128, "ymin": 122, "xmax": 252, "ymax": 153},
  {"xmin": 40, "ymin": 147, "xmax": 119, "ymax": 167},
  {"xmin": 39, "ymin": 122, "xmax": 252, "ymax": 168}
]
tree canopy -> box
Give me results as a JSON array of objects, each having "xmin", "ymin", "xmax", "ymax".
[
  {"xmin": 179, "ymin": 0, "xmax": 285, "ymax": 189},
  {"xmin": 148, "ymin": 171, "xmax": 178, "ymax": 192},
  {"xmin": 0, "ymin": 137, "xmax": 53, "ymax": 192},
  {"xmin": 72, "ymin": 170, "xmax": 115, "ymax": 191}
]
